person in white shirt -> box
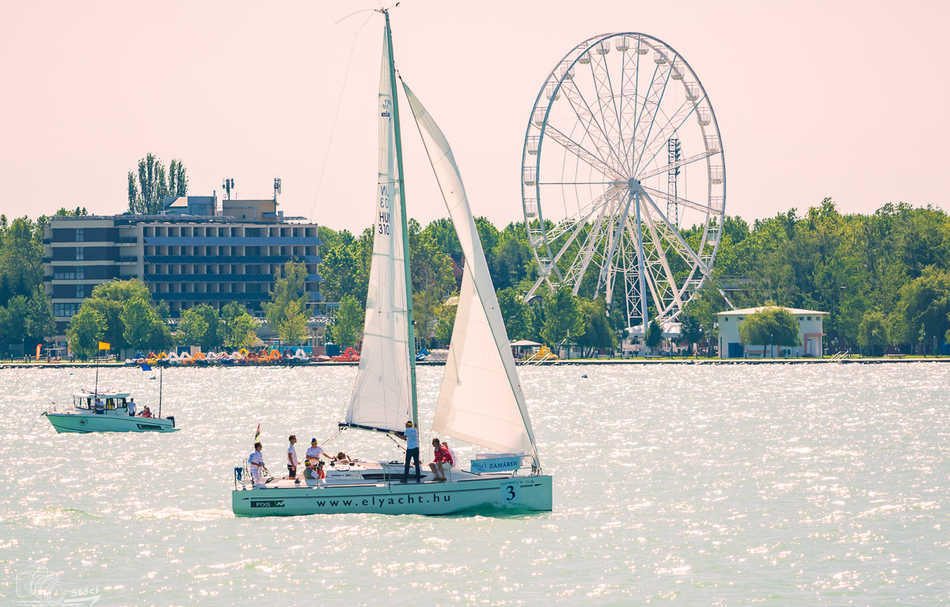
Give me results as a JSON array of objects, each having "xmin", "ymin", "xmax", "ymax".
[
  {"xmin": 127, "ymin": 398, "xmax": 136, "ymax": 417},
  {"xmin": 249, "ymin": 442, "xmax": 266, "ymax": 486},
  {"xmin": 401, "ymin": 420, "xmax": 421, "ymax": 483},
  {"xmin": 287, "ymin": 435, "xmax": 300, "ymax": 483},
  {"xmin": 305, "ymin": 438, "xmax": 331, "ymax": 468}
]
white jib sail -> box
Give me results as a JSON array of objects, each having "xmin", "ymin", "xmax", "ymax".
[
  {"xmin": 402, "ymin": 82, "xmax": 540, "ymax": 466},
  {"xmin": 343, "ymin": 29, "xmax": 411, "ymax": 433}
]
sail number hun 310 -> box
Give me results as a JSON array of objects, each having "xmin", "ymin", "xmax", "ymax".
[{"xmin": 377, "ymin": 184, "xmax": 391, "ymax": 236}]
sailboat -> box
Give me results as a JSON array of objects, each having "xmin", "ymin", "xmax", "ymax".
[{"xmin": 231, "ymin": 9, "xmax": 552, "ymax": 516}]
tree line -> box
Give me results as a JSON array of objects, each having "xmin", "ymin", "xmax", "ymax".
[
  {"xmin": 0, "ymin": 209, "xmax": 87, "ymax": 357},
  {"xmin": 65, "ymin": 263, "xmax": 312, "ymax": 358},
  {"xmin": 680, "ymin": 199, "xmax": 950, "ymax": 356},
  {"xmin": 4, "ymin": 196, "xmax": 950, "ymax": 359},
  {"xmin": 320, "ymin": 199, "xmax": 950, "ymax": 356}
]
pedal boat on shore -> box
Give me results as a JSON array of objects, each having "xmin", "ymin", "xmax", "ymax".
[{"xmin": 43, "ymin": 390, "xmax": 177, "ymax": 433}]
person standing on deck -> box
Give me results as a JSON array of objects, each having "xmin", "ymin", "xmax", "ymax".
[
  {"xmin": 128, "ymin": 398, "xmax": 136, "ymax": 417},
  {"xmin": 305, "ymin": 438, "xmax": 332, "ymax": 468},
  {"xmin": 249, "ymin": 442, "xmax": 266, "ymax": 486},
  {"xmin": 402, "ymin": 420, "xmax": 421, "ymax": 483},
  {"xmin": 287, "ymin": 435, "xmax": 300, "ymax": 484}
]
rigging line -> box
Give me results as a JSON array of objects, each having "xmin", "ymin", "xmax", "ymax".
[
  {"xmin": 335, "ymin": 7, "xmax": 377, "ymax": 24},
  {"xmin": 311, "ymin": 9, "xmax": 376, "ymax": 222}
]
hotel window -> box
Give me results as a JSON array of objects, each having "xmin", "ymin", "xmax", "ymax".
[
  {"xmin": 76, "ymin": 247, "xmax": 84, "ymax": 260},
  {"xmin": 75, "ymin": 229, "xmax": 84, "ymax": 242}
]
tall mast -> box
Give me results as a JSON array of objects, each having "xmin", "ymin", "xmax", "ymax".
[{"xmin": 383, "ymin": 10, "xmax": 418, "ymax": 428}]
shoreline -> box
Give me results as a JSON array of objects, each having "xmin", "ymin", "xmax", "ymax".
[{"xmin": 2, "ymin": 356, "xmax": 949, "ymax": 369}]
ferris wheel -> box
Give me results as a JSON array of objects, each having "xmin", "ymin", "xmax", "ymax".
[{"xmin": 521, "ymin": 32, "xmax": 725, "ymax": 330}]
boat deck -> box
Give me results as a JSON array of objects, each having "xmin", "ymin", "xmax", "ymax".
[{"xmin": 243, "ymin": 461, "xmax": 501, "ymax": 491}]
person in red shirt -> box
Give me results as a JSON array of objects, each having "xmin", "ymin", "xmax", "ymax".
[{"xmin": 428, "ymin": 438, "xmax": 453, "ymax": 482}]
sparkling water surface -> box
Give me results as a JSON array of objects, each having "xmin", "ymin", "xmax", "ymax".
[{"xmin": 1, "ymin": 363, "xmax": 948, "ymax": 605}]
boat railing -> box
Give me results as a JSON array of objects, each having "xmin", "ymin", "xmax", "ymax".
[{"xmin": 234, "ymin": 462, "xmax": 249, "ymax": 490}]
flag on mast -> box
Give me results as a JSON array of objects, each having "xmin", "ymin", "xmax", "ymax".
[{"xmin": 254, "ymin": 424, "xmax": 261, "ymax": 443}]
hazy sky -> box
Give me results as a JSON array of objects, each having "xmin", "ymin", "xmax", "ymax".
[{"xmin": 2, "ymin": 0, "xmax": 947, "ymax": 232}]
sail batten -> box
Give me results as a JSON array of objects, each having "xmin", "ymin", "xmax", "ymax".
[
  {"xmin": 401, "ymin": 82, "xmax": 541, "ymax": 470},
  {"xmin": 342, "ymin": 17, "xmax": 413, "ymax": 434}
]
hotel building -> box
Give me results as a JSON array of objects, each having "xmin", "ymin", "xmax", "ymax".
[{"xmin": 43, "ymin": 196, "xmax": 321, "ymax": 335}]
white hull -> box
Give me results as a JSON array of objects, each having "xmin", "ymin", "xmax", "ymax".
[
  {"xmin": 44, "ymin": 412, "xmax": 177, "ymax": 433},
  {"xmin": 232, "ymin": 473, "xmax": 552, "ymax": 516}
]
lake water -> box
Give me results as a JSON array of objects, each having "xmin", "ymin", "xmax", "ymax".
[{"xmin": 1, "ymin": 363, "xmax": 948, "ymax": 605}]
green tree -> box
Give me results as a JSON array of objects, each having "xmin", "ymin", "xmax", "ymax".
[
  {"xmin": 168, "ymin": 159, "xmax": 188, "ymax": 197},
  {"xmin": 491, "ymin": 229, "xmax": 533, "ymax": 291},
  {"xmin": 540, "ymin": 287, "xmax": 583, "ymax": 349},
  {"xmin": 220, "ymin": 302, "xmax": 252, "ymax": 349},
  {"xmin": 0, "ymin": 217, "xmax": 45, "ymax": 305},
  {"xmin": 120, "ymin": 296, "xmax": 160, "ymax": 351},
  {"xmin": 857, "ymin": 309, "xmax": 889, "ymax": 356},
  {"xmin": 739, "ymin": 306, "xmax": 801, "ymax": 357},
  {"xmin": 178, "ymin": 306, "xmax": 210, "ymax": 347},
  {"xmin": 265, "ymin": 261, "xmax": 309, "ymax": 334},
  {"xmin": 644, "ymin": 319, "xmax": 664, "ymax": 352},
  {"xmin": 576, "ymin": 297, "xmax": 617, "ymax": 356},
  {"xmin": 148, "ymin": 320, "xmax": 173, "ymax": 352},
  {"xmin": 433, "ymin": 300, "xmax": 457, "ymax": 346},
  {"xmin": 84, "ymin": 280, "xmax": 157, "ymax": 351},
  {"xmin": 678, "ymin": 313, "xmax": 704, "ymax": 356},
  {"xmin": 127, "ymin": 154, "xmax": 187, "ymax": 214},
  {"xmin": 409, "ymin": 225, "xmax": 456, "ymax": 346},
  {"xmin": 223, "ymin": 312, "xmax": 258, "ymax": 350},
  {"xmin": 185, "ymin": 304, "xmax": 222, "ymax": 350},
  {"xmin": 0, "ymin": 296, "xmax": 28, "ymax": 351},
  {"xmin": 894, "ymin": 266, "xmax": 950, "ymax": 354},
  {"xmin": 331, "ymin": 295, "xmax": 363, "ymax": 349},
  {"xmin": 497, "ymin": 287, "xmax": 534, "ymax": 341},
  {"xmin": 277, "ymin": 299, "xmax": 309, "ymax": 344},
  {"xmin": 0, "ymin": 288, "xmax": 54, "ymax": 352},
  {"xmin": 67, "ymin": 307, "xmax": 106, "ymax": 359},
  {"xmin": 319, "ymin": 244, "xmax": 362, "ymax": 303}
]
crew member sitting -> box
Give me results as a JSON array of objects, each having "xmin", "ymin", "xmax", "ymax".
[
  {"xmin": 142, "ymin": 405, "xmax": 152, "ymax": 418},
  {"xmin": 304, "ymin": 460, "xmax": 317, "ymax": 480},
  {"xmin": 429, "ymin": 438, "xmax": 454, "ymax": 482}
]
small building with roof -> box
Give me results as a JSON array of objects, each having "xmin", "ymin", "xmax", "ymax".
[
  {"xmin": 717, "ymin": 306, "xmax": 828, "ymax": 358},
  {"xmin": 510, "ymin": 339, "xmax": 542, "ymax": 359},
  {"xmin": 621, "ymin": 320, "xmax": 682, "ymax": 356}
]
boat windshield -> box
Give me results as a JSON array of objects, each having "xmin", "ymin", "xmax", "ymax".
[{"xmin": 72, "ymin": 395, "xmax": 128, "ymax": 409}]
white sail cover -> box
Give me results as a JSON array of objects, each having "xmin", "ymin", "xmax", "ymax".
[
  {"xmin": 402, "ymin": 82, "xmax": 540, "ymax": 463},
  {"xmin": 343, "ymin": 29, "xmax": 411, "ymax": 433}
]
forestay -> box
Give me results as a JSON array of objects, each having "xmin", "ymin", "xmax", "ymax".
[
  {"xmin": 343, "ymin": 29, "xmax": 411, "ymax": 433},
  {"xmin": 402, "ymin": 82, "xmax": 541, "ymax": 469}
]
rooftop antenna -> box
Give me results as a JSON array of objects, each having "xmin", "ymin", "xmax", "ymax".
[
  {"xmin": 223, "ymin": 178, "xmax": 235, "ymax": 200},
  {"xmin": 273, "ymin": 177, "xmax": 282, "ymax": 203}
]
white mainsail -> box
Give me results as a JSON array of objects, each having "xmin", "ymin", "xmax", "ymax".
[
  {"xmin": 401, "ymin": 82, "xmax": 541, "ymax": 468},
  {"xmin": 343, "ymin": 25, "xmax": 412, "ymax": 433}
]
